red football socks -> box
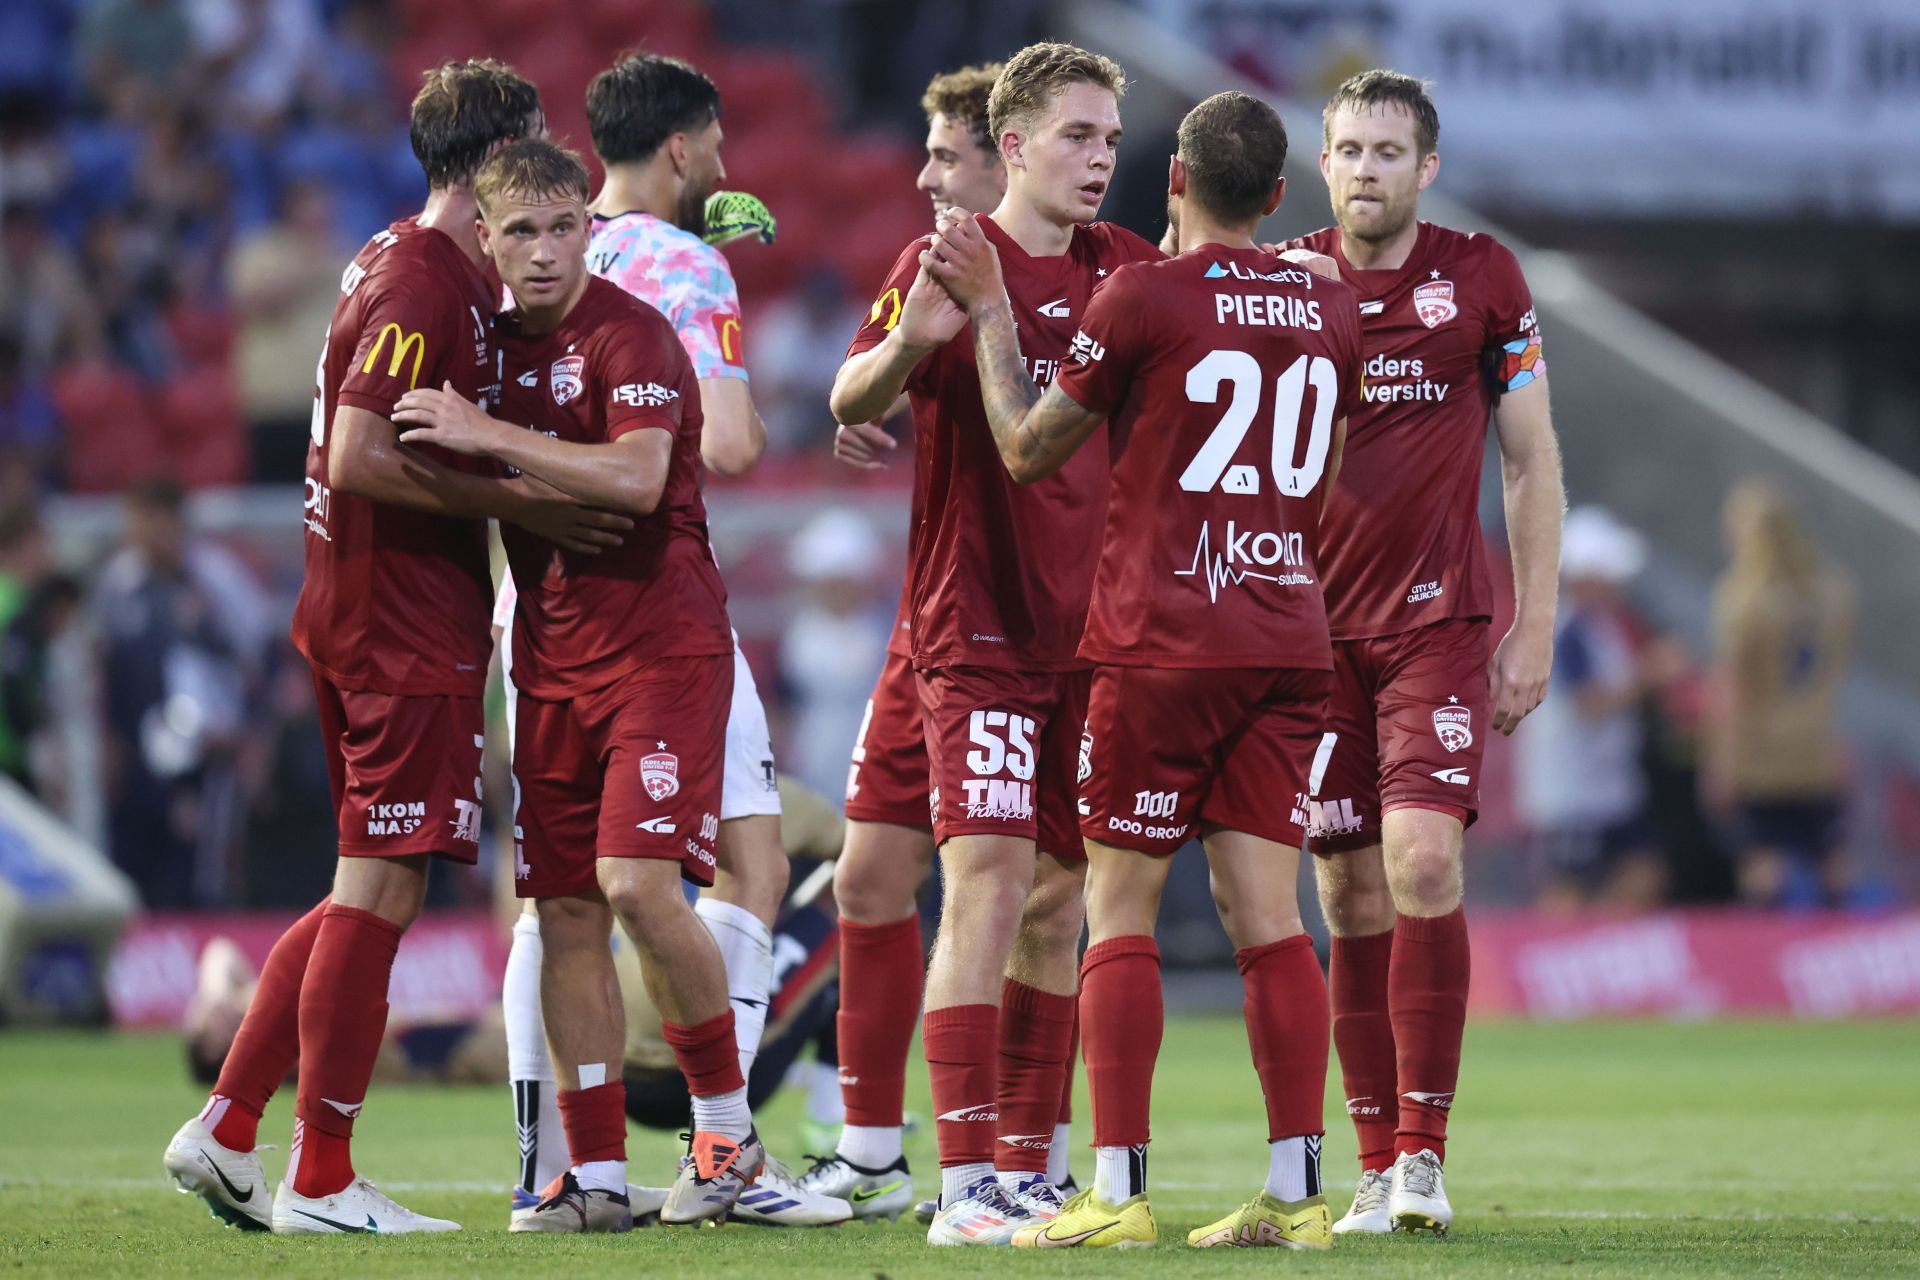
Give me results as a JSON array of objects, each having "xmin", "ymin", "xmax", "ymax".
[
  {"xmin": 1390, "ymin": 907, "xmax": 1470, "ymax": 1162},
  {"xmin": 558, "ymin": 1082, "xmax": 628, "ymax": 1165},
  {"xmin": 1079, "ymin": 935, "xmax": 1162, "ymax": 1148},
  {"xmin": 288, "ymin": 904, "xmax": 403, "ymax": 1197},
  {"xmin": 1237, "ymin": 933, "xmax": 1330, "ymax": 1143},
  {"xmin": 995, "ymin": 978, "xmax": 1076, "ymax": 1174},
  {"xmin": 661, "ymin": 1010, "xmax": 745, "ymax": 1097},
  {"xmin": 922, "ymin": 1004, "xmax": 998, "ymax": 1168},
  {"xmin": 835, "ymin": 914, "xmax": 923, "ymax": 1127},
  {"xmin": 205, "ymin": 897, "xmax": 329, "ymax": 1151},
  {"xmin": 1057, "ymin": 1008, "xmax": 1079, "ymax": 1125},
  {"xmin": 1329, "ymin": 928, "xmax": 1398, "ymax": 1172}
]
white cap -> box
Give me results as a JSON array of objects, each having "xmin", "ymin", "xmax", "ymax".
[
  {"xmin": 1560, "ymin": 505, "xmax": 1647, "ymax": 583},
  {"xmin": 788, "ymin": 507, "xmax": 882, "ymax": 582}
]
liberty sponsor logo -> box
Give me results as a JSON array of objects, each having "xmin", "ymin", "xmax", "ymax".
[
  {"xmin": 1433, "ymin": 699, "xmax": 1474, "ymax": 753},
  {"xmin": 550, "ymin": 355, "xmax": 585, "ymax": 405},
  {"xmin": 1177, "ymin": 522, "xmax": 1314, "ymax": 603},
  {"xmin": 1307, "ymin": 795, "xmax": 1364, "ymax": 837},
  {"xmin": 962, "ymin": 710, "xmax": 1035, "ymax": 820},
  {"xmin": 1413, "ymin": 278, "xmax": 1458, "ymax": 328},
  {"xmin": 366, "ymin": 800, "xmax": 425, "ymax": 837},
  {"xmin": 1204, "ymin": 260, "xmax": 1315, "ymax": 287},
  {"xmin": 640, "ymin": 743, "xmax": 680, "ymax": 801},
  {"xmin": 612, "ymin": 381, "xmax": 679, "ymax": 408},
  {"xmin": 1407, "ymin": 579, "xmax": 1445, "ymax": 603},
  {"xmin": 1068, "ymin": 330, "xmax": 1105, "ymax": 365}
]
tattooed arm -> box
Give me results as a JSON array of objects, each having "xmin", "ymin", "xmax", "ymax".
[{"xmin": 967, "ymin": 294, "xmax": 1106, "ymax": 484}]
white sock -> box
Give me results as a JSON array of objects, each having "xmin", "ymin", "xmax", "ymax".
[
  {"xmin": 1264, "ymin": 1135, "xmax": 1321, "ymax": 1202},
  {"xmin": 695, "ymin": 897, "xmax": 774, "ymax": 1080},
  {"xmin": 835, "ymin": 1124, "xmax": 903, "ymax": 1171},
  {"xmin": 573, "ymin": 1159, "xmax": 626, "ymax": 1194},
  {"xmin": 691, "ymin": 1085, "xmax": 751, "ymax": 1142},
  {"xmin": 1094, "ymin": 1144, "xmax": 1146, "ymax": 1203},
  {"xmin": 505, "ymin": 913, "xmax": 568, "ymax": 1193},
  {"xmin": 805, "ymin": 1059, "xmax": 845, "ymax": 1125},
  {"xmin": 941, "ymin": 1160, "xmax": 995, "ymax": 1206},
  {"xmin": 1047, "ymin": 1122, "xmax": 1072, "ymax": 1186}
]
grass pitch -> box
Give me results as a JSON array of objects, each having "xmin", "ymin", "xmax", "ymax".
[{"xmin": 2, "ymin": 1017, "xmax": 1914, "ymax": 1277}]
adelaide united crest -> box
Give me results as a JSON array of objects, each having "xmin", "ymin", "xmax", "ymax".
[
  {"xmin": 640, "ymin": 746, "xmax": 680, "ymax": 801},
  {"xmin": 1413, "ymin": 279, "xmax": 1457, "ymax": 329},
  {"xmin": 1432, "ymin": 705, "xmax": 1474, "ymax": 754},
  {"xmin": 551, "ymin": 354, "xmax": 585, "ymax": 405}
]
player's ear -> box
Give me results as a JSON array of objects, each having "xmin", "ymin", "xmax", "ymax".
[
  {"xmin": 1263, "ymin": 174, "xmax": 1285, "ymax": 217},
  {"xmin": 476, "ymin": 215, "xmax": 492, "ymax": 259},
  {"xmin": 999, "ymin": 128, "xmax": 1024, "ymax": 172},
  {"xmin": 1167, "ymin": 154, "xmax": 1185, "ymax": 197},
  {"xmin": 1319, "ymin": 149, "xmax": 1331, "ymax": 183},
  {"xmin": 667, "ymin": 132, "xmax": 690, "ymax": 179},
  {"xmin": 1418, "ymin": 149, "xmax": 1440, "ymax": 191}
]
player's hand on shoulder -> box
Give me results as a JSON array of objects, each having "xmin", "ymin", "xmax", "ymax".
[
  {"xmin": 921, "ymin": 213, "xmax": 1003, "ymax": 313},
  {"xmin": 393, "ymin": 381, "xmax": 498, "ymax": 456},
  {"xmin": 1490, "ymin": 620, "xmax": 1554, "ymax": 735},
  {"xmin": 1269, "ymin": 246, "xmax": 1340, "ymax": 281},
  {"xmin": 895, "ymin": 263, "xmax": 967, "ymax": 352},
  {"xmin": 833, "ymin": 419, "xmax": 897, "ymax": 471},
  {"xmin": 506, "ymin": 474, "xmax": 634, "ymax": 555}
]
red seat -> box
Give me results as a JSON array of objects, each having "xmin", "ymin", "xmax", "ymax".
[{"xmin": 158, "ymin": 366, "xmax": 248, "ymax": 489}]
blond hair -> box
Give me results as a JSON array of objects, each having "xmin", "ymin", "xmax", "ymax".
[
  {"xmin": 475, "ymin": 139, "xmax": 590, "ymax": 216},
  {"xmin": 987, "ymin": 43, "xmax": 1126, "ymax": 146}
]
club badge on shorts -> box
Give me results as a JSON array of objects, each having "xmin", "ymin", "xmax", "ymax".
[
  {"xmin": 1413, "ymin": 279, "xmax": 1457, "ymax": 329},
  {"xmin": 640, "ymin": 745, "xmax": 680, "ymax": 801},
  {"xmin": 1432, "ymin": 705, "xmax": 1474, "ymax": 753},
  {"xmin": 551, "ymin": 354, "xmax": 585, "ymax": 405}
]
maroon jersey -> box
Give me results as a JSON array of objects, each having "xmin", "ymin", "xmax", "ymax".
[
  {"xmin": 496, "ymin": 275, "xmax": 731, "ymax": 699},
  {"xmin": 846, "ymin": 216, "xmax": 1161, "ymax": 671},
  {"xmin": 1285, "ymin": 222, "xmax": 1542, "ymax": 640},
  {"xmin": 1057, "ymin": 245, "xmax": 1364, "ymax": 670},
  {"xmin": 291, "ymin": 218, "xmax": 499, "ymax": 697}
]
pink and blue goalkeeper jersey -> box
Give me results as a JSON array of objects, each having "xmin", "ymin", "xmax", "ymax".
[{"xmin": 589, "ymin": 210, "xmax": 749, "ymax": 383}]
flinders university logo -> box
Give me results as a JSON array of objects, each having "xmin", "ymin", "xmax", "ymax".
[
  {"xmin": 551, "ymin": 355, "xmax": 585, "ymax": 405},
  {"xmin": 640, "ymin": 745, "xmax": 680, "ymax": 801},
  {"xmin": 1432, "ymin": 703, "xmax": 1474, "ymax": 753}
]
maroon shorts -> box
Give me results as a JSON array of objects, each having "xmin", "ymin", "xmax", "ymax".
[
  {"xmin": 1308, "ymin": 618, "xmax": 1490, "ymax": 854},
  {"xmin": 311, "ymin": 671, "xmax": 486, "ymax": 863},
  {"xmin": 1080, "ymin": 665, "xmax": 1330, "ymax": 856},
  {"xmin": 510, "ymin": 655, "xmax": 731, "ymax": 897},
  {"xmin": 917, "ymin": 664, "xmax": 1088, "ymax": 860},
  {"xmin": 843, "ymin": 648, "xmax": 931, "ymax": 828}
]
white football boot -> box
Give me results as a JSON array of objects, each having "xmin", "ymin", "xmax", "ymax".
[
  {"xmin": 730, "ymin": 1154, "xmax": 853, "ymax": 1225},
  {"xmin": 271, "ymin": 1176, "xmax": 461, "ymax": 1234},
  {"xmin": 1000, "ymin": 1172, "xmax": 1065, "ymax": 1221},
  {"xmin": 1388, "ymin": 1148, "xmax": 1452, "ymax": 1235},
  {"xmin": 1332, "ymin": 1166, "xmax": 1393, "ymax": 1235},
  {"xmin": 926, "ymin": 1174, "xmax": 1036, "ymax": 1247},
  {"xmin": 163, "ymin": 1115, "xmax": 272, "ymax": 1231},
  {"xmin": 798, "ymin": 1153, "xmax": 914, "ymax": 1222}
]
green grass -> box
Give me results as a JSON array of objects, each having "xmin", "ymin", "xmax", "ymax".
[{"xmin": 2, "ymin": 1018, "xmax": 1915, "ymax": 1277}]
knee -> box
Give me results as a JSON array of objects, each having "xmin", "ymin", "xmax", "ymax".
[
  {"xmin": 1018, "ymin": 874, "xmax": 1086, "ymax": 952},
  {"xmin": 537, "ymin": 894, "xmax": 610, "ymax": 948},
  {"xmin": 1387, "ymin": 839, "xmax": 1464, "ymax": 915},
  {"xmin": 1314, "ymin": 857, "xmax": 1395, "ymax": 937},
  {"xmin": 834, "ymin": 851, "xmax": 908, "ymax": 925}
]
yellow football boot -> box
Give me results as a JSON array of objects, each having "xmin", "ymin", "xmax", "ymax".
[
  {"xmin": 1187, "ymin": 1191, "xmax": 1332, "ymax": 1249},
  {"xmin": 1011, "ymin": 1187, "xmax": 1157, "ymax": 1249}
]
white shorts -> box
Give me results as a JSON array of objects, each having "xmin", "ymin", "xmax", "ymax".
[
  {"xmin": 722, "ymin": 635, "xmax": 782, "ymax": 821},
  {"xmin": 496, "ymin": 584, "xmax": 780, "ymax": 823}
]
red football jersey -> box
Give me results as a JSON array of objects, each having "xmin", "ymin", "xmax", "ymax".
[
  {"xmin": 291, "ymin": 218, "xmax": 499, "ymax": 697},
  {"xmin": 845, "ymin": 216, "xmax": 1162, "ymax": 672},
  {"xmin": 496, "ymin": 275, "xmax": 731, "ymax": 699},
  {"xmin": 1057, "ymin": 245, "xmax": 1365, "ymax": 669},
  {"xmin": 1285, "ymin": 222, "xmax": 1542, "ymax": 640}
]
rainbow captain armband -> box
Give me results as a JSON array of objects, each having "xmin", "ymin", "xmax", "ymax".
[
  {"xmin": 1498, "ymin": 335, "xmax": 1544, "ymax": 391},
  {"xmin": 703, "ymin": 191, "xmax": 777, "ymax": 248}
]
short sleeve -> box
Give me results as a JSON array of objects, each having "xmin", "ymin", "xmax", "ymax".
[
  {"xmin": 336, "ymin": 279, "xmax": 454, "ymax": 417},
  {"xmin": 845, "ymin": 238, "xmax": 929, "ymax": 361},
  {"xmin": 1053, "ymin": 267, "xmax": 1147, "ymax": 418},
  {"xmin": 660, "ymin": 242, "xmax": 749, "ymax": 383},
  {"xmin": 1483, "ymin": 241, "xmax": 1545, "ymax": 394},
  {"xmin": 597, "ymin": 315, "xmax": 691, "ymax": 440}
]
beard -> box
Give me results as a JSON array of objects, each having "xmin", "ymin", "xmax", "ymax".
[
  {"xmin": 1337, "ymin": 186, "xmax": 1416, "ymax": 245},
  {"xmin": 677, "ymin": 177, "xmax": 714, "ymax": 238},
  {"xmin": 1165, "ymin": 193, "xmax": 1181, "ymax": 239}
]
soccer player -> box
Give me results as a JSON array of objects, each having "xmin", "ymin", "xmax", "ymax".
[
  {"xmin": 927, "ymin": 89, "xmax": 1363, "ymax": 1251},
  {"xmin": 829, "ymin": 43, "xmax": 1161, "ymax": 1246},
  {"xmin": 1285, "ymin": 70, "xmax": 1565, "ymax": 1235},
  {"xmin": 160, "ymin": 60, "xmax": 631, "ymax": 1236},
  {"xmin": 492, "ymin": 51, "xmax": 845, "ymax": 1226},
  {"xmin": 807, "ymin": 61, "xmax": 1083, "ymax": 1223},
  {"xmin": 392, "ymin": 138, "xmax": 758, "ymax": 1232}
]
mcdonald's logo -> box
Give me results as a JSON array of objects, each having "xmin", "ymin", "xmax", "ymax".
[
  {"xmin": 714, "ymin": 311, "xmax": 745, "ymax": 367},
  {"xmin": 869, "ymin": 287, "xmax": 902, "ymax": 333},
  {"xmin": 361, "ymin": 323, "xmax": 427, "ymax": 390}
]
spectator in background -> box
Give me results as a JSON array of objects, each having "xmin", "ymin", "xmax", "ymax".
[
  {"xmin": 74, "ymin": 0, "xmax": 194, "ymax": 101},
  {"xmin": 228, "ymin": 180, "xmax": 346, "ymax": 479},
  {"xmin": 1515, "ymin": 506, "xmax": 1667, "ymax": 910},
  {"xmin": 1, "ymin": 204, "xmax": 96, "ymax": 375},
  {"xmin": 94, "ymin": 477, "xmax": 269, "ymax": 907},
  {"xmin": 1706, "ymin": 478, "xmax": 1857, "ymax": 908},
  {"xmin": 779, "ymin": 507, "xmax": 888, "ymax": 802}
]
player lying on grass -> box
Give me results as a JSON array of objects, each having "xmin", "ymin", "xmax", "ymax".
[
  {"xmin": 924, "ymin": 89, "xmax": 1364, "ymax": 1250},
  {"xmin": 830, "ymin": 41, "xmax": 1165, "ymax": 1247},
  {"xmin": 392, "ymin": 138, "xmax": 758, "ymax": 1234}
]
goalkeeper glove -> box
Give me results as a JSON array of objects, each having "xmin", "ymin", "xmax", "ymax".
[{"xmin": 703, "ymin": 191, "xmax": 777, "ymax": 247}]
